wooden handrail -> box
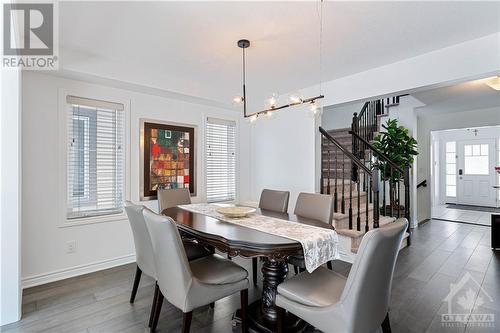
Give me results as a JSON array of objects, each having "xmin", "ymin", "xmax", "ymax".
[
  {"xmin": 319, "ymin": 127, "xmax": 372, "ymax": 176},
  {"xmin": 348, "ymin": 130, "xmax": 405, "ymax": 174},
  {"xmin": 417, "ymin": 180, "xmax": 427, "ymax": 188}
]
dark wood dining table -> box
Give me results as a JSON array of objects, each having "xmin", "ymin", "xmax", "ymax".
[{"xmin": 162, "ymin": 206, "xmax": 334, "ymax": 333}]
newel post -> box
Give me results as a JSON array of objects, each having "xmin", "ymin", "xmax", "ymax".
[{"xmin": 372, "ymin": 165, "xmax": 380, "ymax": 229}]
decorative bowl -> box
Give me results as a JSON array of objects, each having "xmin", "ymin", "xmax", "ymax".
[{"xmin": 216, "ymin": 206, "xmax": 256, "ymax": 218}]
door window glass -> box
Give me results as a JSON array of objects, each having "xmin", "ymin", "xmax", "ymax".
[
  {"xmin": 445, "ymin": 141, "xmax": 456, "ymax": 197},
  {"xmin": 464, "ymin": 144, "xmax": 489, "ymax": 175}
]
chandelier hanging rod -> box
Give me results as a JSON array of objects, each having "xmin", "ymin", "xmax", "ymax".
[
  {"xmin": 236, "ymin": 39, "xmax": 324, "ymax": 119},
  {"xmin": 246, "ymin": 94, "xmax": 325, "ymax": 118}
]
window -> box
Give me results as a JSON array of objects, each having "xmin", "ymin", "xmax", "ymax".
[
  {"xmin": 206, "ymin": 118, "xmax": 236, "ymax": 203},
  {"xmin": 66, "ymin": 96, "xmax": 125, "ymax": 219},
  {"xmin": 464, "ymin": 144, "xmax": 489, "ymax": 175},
  {"xmin": 445, "ymin": 141, "xmax": 456, "ymax": 197}
]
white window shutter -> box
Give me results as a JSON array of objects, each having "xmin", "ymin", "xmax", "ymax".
[
  {"xmin": 66, "ymin": 96, "xmax": 125, "ymax": 219},
  {"xmin": 206, "ymin": 118, "xmax": 236, "ymax": 203}
]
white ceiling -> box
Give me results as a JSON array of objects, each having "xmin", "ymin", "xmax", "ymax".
[
  {"xmin": 59, "ymin": 1, "xmax": 500, "ymax": 107},
  {"xmin": 414, "ymin": 78, "xmax": 500, "ymax": 116}
]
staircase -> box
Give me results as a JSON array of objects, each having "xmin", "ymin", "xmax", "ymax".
[{"xmin": 320, "ymin": 96, "xmax": 410, "ymax": 259}]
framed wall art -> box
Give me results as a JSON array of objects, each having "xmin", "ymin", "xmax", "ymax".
[{"xmin": 141, "ymin": 121, "xmax": 195, "ymax": 200}]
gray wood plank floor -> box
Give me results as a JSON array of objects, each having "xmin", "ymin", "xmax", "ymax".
[{"xmin": 1, "ymin": 219, "xmax": 498, "ymax": 333}]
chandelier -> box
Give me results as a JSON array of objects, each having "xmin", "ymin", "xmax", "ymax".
[{"xmin": 233, "ymin": 1, "xmax": 325, "ymax": 121}]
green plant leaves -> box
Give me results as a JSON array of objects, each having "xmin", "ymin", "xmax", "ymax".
[{"xmin": 372, "ymin": 118, "xmax": 418, "ymax": 181}]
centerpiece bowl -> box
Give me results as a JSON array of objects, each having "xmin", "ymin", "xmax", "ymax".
[{"xmin": 216, "ymin": 206, "xmax": 256, "ymax": 218}]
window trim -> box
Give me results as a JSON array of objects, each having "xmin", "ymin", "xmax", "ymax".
[{"xmin": 58, "ymin": 89, "xmax": 131, "ymax": 227}]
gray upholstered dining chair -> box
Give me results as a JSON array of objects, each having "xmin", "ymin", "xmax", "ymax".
[
  {"xmin": 276, "ymin": 219, "xmax": 408, "ymax": 333},
  {"xmin": 251, "ymin": 189, "xmax": 291, "ymax": 286},
  {"xmin": 157, "ymin": 188, "xmax": 191, "ymax": 212},
  {"xmin": 124, "ymin": 202, "xmax": 211, "ymax": 328},
  {"xmin": 259, "ymin": 189, "xmax": 290, "ymax": 213},
  {"xmin": 288, "ymin": 192, "xmax": 334, "ymax": 273},
  {"xmin": 143, "ymin": 208, "xmax": 249, "ymax": 333}
]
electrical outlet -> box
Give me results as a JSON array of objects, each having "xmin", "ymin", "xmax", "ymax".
[{"xmin": 66, "ymin": 240, "xmax": 76, "ymax": 254}]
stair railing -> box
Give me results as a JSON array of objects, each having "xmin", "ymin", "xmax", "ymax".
[
  {"xmin": 349, "ymin": 130, "xmax": 411, "ymax": 244},
  {"xmin": 351, "ymin": 100, "xmax": 385, "ymax": 161},
  {"xmin": 320, "ymin": 126, "xmax": 379, "ymax": 232}
]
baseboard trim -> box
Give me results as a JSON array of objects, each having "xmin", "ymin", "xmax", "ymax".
[{"xmin": 21, "ymin": 254, "xmax": 136, "ymax": 289}]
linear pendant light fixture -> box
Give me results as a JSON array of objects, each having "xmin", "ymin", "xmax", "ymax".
[{"xmin": 233, "ymin": 1, "xmax": 325, "ymax": 121}]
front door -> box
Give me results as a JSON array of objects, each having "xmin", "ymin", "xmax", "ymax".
[{"xmin": 457, "ymin": 139, "xmax": 496, "ymax": 207}]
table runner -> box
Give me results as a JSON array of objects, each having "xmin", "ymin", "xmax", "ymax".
[{"xmin": 178, "ymin": 203, "xmax": 340, "ymax": 273}]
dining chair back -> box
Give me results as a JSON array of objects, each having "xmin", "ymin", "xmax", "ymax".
[
  {"xmin": 276, "ymin": 219, "xmax": 408, "ymax": 333},
  {"xmin": 294, "ymin": 192, "xmax": 333, "ymax": 224},
  {"xmin": 258, "ymin": 189, "xmax": 290, "ymax": 213},
  {"xmin": 124, "ymin": 201, "xmax": 156, "ymax": 280},
  {"xmin": 158, "ymin": 188, "xmax": 191, "ymax": 212},
  {"xmin": 143, "ymin": 207, "xmax": 193, "ymax": 311},
  {"xmin": 338, "ymin": 219, "xmax": 408, "ymax": 332}
]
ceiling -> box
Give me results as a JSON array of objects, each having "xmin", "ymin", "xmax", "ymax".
[
  {"xmin": 414, "ymin": 78, "xmax": 500, "ymax": 115},
  {"xmin": 58, "ymin": 1, "xmax": 500, "ymax": 108}
]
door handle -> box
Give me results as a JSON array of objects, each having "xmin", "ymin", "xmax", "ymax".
[{"xmin": 458, "ymin": 169, "xmax": 463, "ymax": 175}]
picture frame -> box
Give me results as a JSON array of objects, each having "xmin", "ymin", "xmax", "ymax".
[{"xmin": 140, "ymin": 120, "xmax": 196, "ymax": 200}]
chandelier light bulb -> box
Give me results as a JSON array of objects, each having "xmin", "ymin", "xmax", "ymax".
[
  {"xmin": 233, "ymin": 95, "xmax": 244, "ymax": 104},
  {"xmin": 267, "ymin": 94, "xmax": 278, "ymax": 108},
  {"xmin": 310, "ymin": 101, "xmax": 319, "ymax": 112},
  {"xmin": 289, "ymin": 92, "xmax": 303, "ymax": 104},
  {"xmin": 265, "ymin": 111, "xmax": 273, "ymax": 118},
  {"xmin": 249, "ymin": 114, "xmax": 258, "ymax": 123}
]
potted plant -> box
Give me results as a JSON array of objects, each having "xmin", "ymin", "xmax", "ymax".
[{"xmin": 372, "ymin": 119, "xmax": 418, "ymax": 215}]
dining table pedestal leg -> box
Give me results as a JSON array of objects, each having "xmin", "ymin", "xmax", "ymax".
[{"xmin": 242, "ymin": 257, "xmax": 308, "ymax": 333}]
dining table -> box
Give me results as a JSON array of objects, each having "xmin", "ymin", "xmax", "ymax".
[{"xmin": 162, "ymin": 205, "xmax": 337, "ymax": 333}]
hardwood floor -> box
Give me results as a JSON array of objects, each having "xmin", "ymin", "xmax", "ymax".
[{"xmin": 1, "ymin": 219, "xmax": 498, "ymax": 333}]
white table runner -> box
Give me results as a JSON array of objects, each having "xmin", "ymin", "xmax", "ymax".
[{"xmin": 178, "ymin": 203, "xmax": 340, "ymax": 273}]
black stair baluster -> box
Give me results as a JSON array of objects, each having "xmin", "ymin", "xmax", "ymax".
[
  {"xmin": 349, "ymin": 169, "xmax": 353, "ymax": 231},
  {"xmin": 390, "ymin": 167, "xmax": 394, "ymax": 218},
  {"xmin": 397, "ymin": 179, "xmax": 400, "ymax": 218},
  {"xmin": 372, "ymin": 166, "xmax": 380, "ymax": 229},
  {"xmin": 321, "ymin": 139, "xmax": 324, "ymax": 194},
  {"xmin": 365, "ymin": 174, "xmax": 369, "ymax": 232},
  {"xmin": 356, "ymin": 175, "xmax": 361, "ymax": 232},
  {"xmin": 365, "ymin": 171, "xmax": 370, "ymax": 233},
  {"xmin": 334, "ymin": 146, "xmax": 338, "ymax": 212},
  {"xmin": 404, "ymin": 167, "xmax": 411, "ymax": 245},
  {"xmin": 327, "ymin": 147, "xmax": 331, "ymax": 195},
  {"xmin": 382, "ymin": 173, "xmax": 386, "ymax": 216},
  {"xmin": 341, "ymin": 157, "xmax": 345, "ymax": 215}
]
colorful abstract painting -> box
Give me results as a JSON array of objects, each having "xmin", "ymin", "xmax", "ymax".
[{"xmin": 143, "ymin": 122, "xmax": 195, "ymax": 199}]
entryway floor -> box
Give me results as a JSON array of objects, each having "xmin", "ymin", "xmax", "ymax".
[{"xmin": 432, "ymin": 204, "xmax": 494, "ymax": 226}]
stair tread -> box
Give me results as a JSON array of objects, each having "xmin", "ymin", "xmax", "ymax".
[
  {"xmin": 334, "ymin": 215, "xmax": 396, "ymax": 235},
  {"xmin": 351, "ymin": 231, "xmax": 409, "ymax": 254},
  {"xmin": 332, "ymin": 204, "xmax": 374, "ymax": 218}
]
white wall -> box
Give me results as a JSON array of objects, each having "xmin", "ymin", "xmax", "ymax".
[
  {"xmin": 417, "ymin": 106, "xmax": 500, "ymax": 222},
  {"xmin": 321, "ymin": 101, "xmax": 364, "ymax": 130},
  {"xmin": 250, "ymin": 106, "xmax": 317, "ymax": 211},
  {"xmin": 300, "ymin": 33, "xmax": 500, "ymax": 106},
  {"xmin": 21, "ymin": 72, "xmax": 250, "ymax": 287},
  {"xmin": 0, "ymin": 68, "xmax": 22, "ymax": 325}
]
